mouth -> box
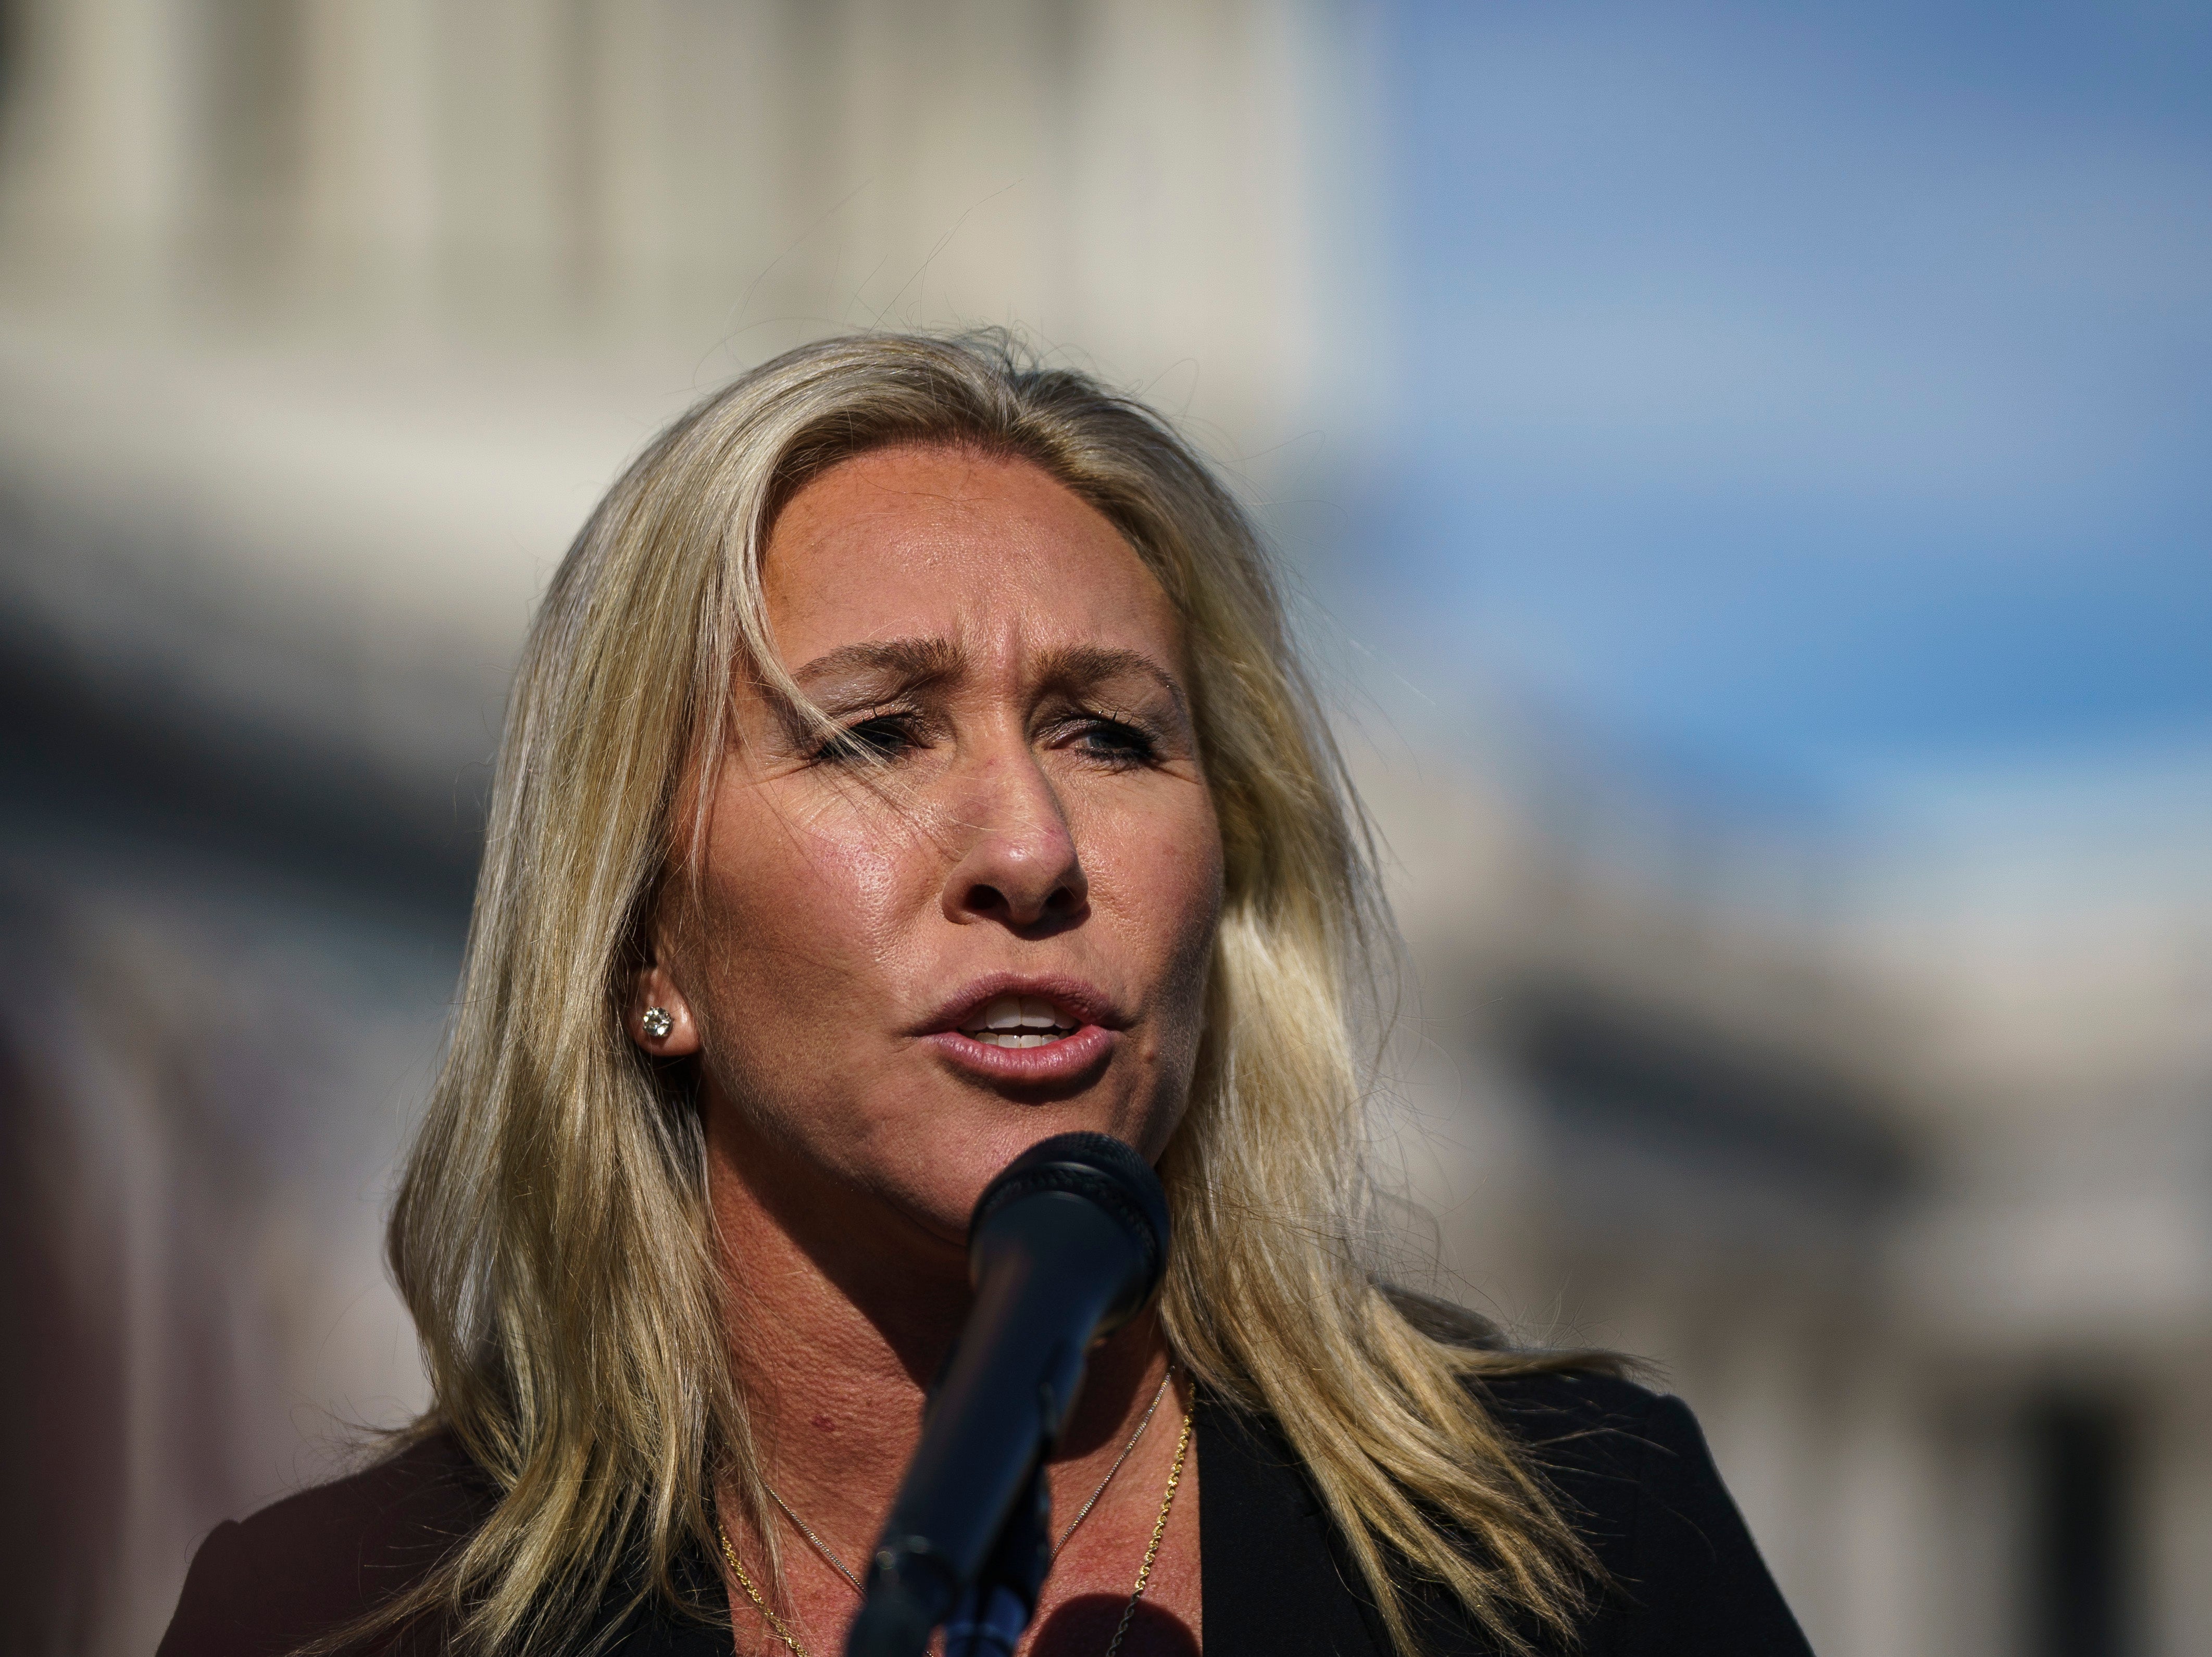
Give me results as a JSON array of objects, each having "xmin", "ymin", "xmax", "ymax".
[{"xmin": 920, "ymin": 976, "xmax": 1122, "ymax": 1086}]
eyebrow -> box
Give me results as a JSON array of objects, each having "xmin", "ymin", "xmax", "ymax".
[
  {"xmin": 789, "ymin": 637, "xmax": 965, "ymax": 694},
  {"xmin": 786, "ymin": 637, "xmax": 1185, "ymax": 711},
  {"xmin": 1032, "ymin": 644, "xmax": 1187, "ymax": 713}
]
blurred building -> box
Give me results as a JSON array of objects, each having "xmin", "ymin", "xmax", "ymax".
[
  {"xmin": 1355, "ymin": 731, "xmax": 2212, "ymax": 1657},
  {"xmin": 0, "ymin": 4, "xmax": 1372, "ymax": 1651},
  {"xmin": 0, "ymin": 6, "xmax": 2204, "ymax": 1657}
]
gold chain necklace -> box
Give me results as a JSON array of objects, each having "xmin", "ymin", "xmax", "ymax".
[
  {"xmin": 717, "ymin": 1403, "xmax": 1193, "ymax": 1657},
  {"xmin": 761, "ymin": 1364, "xmax": 1174, "ymax": 1597}
]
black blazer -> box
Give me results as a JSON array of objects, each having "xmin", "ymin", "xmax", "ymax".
[{"xmin": 159, "ymin": 1371, "xmax": 1811, "ymax": 1656}]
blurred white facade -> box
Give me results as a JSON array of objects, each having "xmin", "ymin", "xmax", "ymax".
[
  {"xmin": 1355, "ymin": 735, "xmax": 2212, "ymax": 1657},
  {"xmin": 0, "ymin": 6, "xmax": 2204, "ymax": 1656}
]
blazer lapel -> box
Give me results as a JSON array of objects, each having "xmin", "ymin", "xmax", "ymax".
[
  {"xmin": 602, "ymin": 1545, "xmax": 733, "ymax": 1656},
  {"xmin": 615, "ymin": 1400, "xmax": 1399, "ymax": 1656},
  {"xmin": 1197, "ymin": 1396, "xmax": 1390, "ymax": 1657}
]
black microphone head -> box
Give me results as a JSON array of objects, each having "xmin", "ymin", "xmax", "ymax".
[{"xmin": 968, "ymin": 1132, "xmax": 1170, "ymax": 1330}]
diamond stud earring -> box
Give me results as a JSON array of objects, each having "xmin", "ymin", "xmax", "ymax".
[{"xmin": 640, "ymin": 1007, "xmax": 674, "ymax": 1039}]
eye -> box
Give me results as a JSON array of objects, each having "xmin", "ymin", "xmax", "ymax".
[
  {"xmin": 816, "ymin": 712, "xmax": 922, "ymax": 763},
  {"xmin": 1064, "ymin": 715, "xmax": 1158, "ymax": 768}
]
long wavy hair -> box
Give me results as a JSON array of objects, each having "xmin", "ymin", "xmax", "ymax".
[{"xmin": 379, "ymin": 331, "xmax": 1603, "ymax": 1656}]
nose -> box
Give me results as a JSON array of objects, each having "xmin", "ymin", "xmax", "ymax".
[{"xmin": 940, "ymin": 748, "xmax": 1089, "ymax": 931}]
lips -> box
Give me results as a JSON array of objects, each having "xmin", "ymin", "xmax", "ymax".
[{"xmin": 919, "ymin": 975, "xmax": 1122, "ymax": 1085}]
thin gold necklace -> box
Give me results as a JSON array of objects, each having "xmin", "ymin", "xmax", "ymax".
[
  {"xmin": 755, "ymin": 1364, "xmax": 1174, "ymax": 1595},
  {"xmin": 717, "ymin": 1398, "xmax": 1194, "ymax": 1657}
]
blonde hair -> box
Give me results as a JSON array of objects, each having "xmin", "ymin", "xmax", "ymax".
[{"xmin": 382, "ymin": 332, "xmax": 1601, "ymax": 1656}]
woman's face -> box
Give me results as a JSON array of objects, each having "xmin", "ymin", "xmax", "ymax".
[{"xmin": 637, "ymin": 444, "xmax": 1224, "ymax": 1256}]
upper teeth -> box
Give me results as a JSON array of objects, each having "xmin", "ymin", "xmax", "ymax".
[{"xmin": 964, "ymin": 995, "xmax": 1078, "ymax": 1048}]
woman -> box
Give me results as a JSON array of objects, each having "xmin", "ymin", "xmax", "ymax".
[{"xmin": 160, "ymin": 333, "xmax": 1809, "ymax": 1656}]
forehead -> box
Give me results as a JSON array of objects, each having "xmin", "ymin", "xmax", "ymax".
[{"xmin": 760, "ymin": 444, "xmax": 1184, "ymax": 673}]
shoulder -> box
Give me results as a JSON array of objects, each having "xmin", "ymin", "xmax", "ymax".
[
  {"xmin": 1471, "ymin": 1367, "xmax": 1813, "ymax": 1655},
  {"xmin": 158, "ymin": 1430, "xmax": 494, "ymax": 1657},
  {"xmin": 1474, "ymin": 1366, "xmax": 1676, "ymax": 1485},
  {"xmin": 1470, "ymin": 1368, "xmax": 1701, "ymax": 1553}
]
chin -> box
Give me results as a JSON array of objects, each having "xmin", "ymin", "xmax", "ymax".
[{"xmin": 864, "ymin": 1096, "xmax": 1134, "ymax": 1222}]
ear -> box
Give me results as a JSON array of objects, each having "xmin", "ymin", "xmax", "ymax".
[{"xmin": 627, "ymin": 949, "xmax": 703, "ymax": 1058}]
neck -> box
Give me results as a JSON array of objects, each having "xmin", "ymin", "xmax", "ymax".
[{"xmin": 703, "ymin": 1095, "xmax": 1170, "ymax": 1558}]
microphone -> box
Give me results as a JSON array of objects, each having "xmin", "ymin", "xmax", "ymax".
[{"xmin": 844, "ymin": 1132, "xmax": 1171, "ymax": 1657}]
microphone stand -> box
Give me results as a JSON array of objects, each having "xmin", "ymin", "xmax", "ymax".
[
  {"xmin": 939, "ymin": 1461, "xmax": 1051, "ymax": 1657},
  {"xmin": 842, "ymin": 1132, "xmax": 1169, "ymax": 1657}
]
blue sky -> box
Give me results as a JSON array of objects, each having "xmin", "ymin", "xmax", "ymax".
[{"xmin": 1348, "ymin": 1, "xmax": 2211, "ymax": 811}]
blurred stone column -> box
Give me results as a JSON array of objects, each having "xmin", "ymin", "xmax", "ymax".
[
  {"xmin": 0, "ymin": 0, "xmax": 194, "ymax": 299},
  {"xmin": 434, "ymin": 0, "xmax": 582, "ymax": 319},
  {"xmin": 295, "ymin": 0, "xmax": 440, "ymax": 312},
  {"xmin": 1828, "ymin": 1363, "xmax": 1939, "ymax": 1657},
  {"xmin": 0, "ymin": 889, "xmax": 278, "ymax": 1657},
  {"xmin": 2142, "ymin": 1371, "xmax": 2212, "ymax": 1657}
]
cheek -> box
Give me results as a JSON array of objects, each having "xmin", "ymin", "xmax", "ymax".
[
  {"xmin": 1086, "ymin": 789, "xmax": 1225, "ymax": 1000},
  {"xmin": 1094, "ymin": 795, "xmax": 1222, "ymax": 1160},
  {"xmin": 694, "ymin": 792, "xmax": 924, "ymax": 1032},
  {"xmin": 1162, "ymin": 831, "xmax": 1227, "ymax": 990}
]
